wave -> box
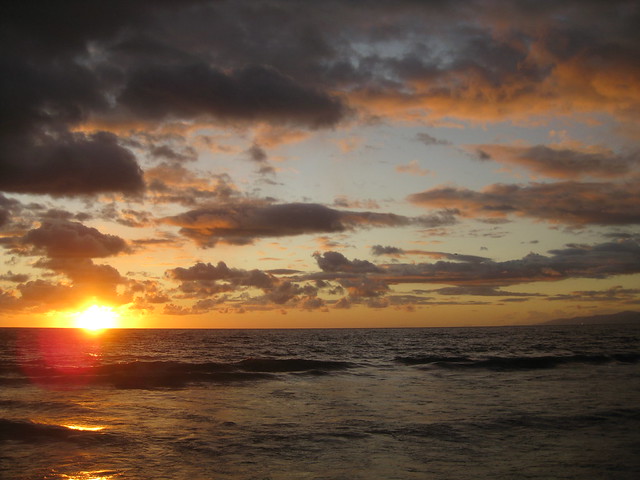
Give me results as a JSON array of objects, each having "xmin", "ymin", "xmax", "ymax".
[
  {"xmin": 236, "ymin": 358, "xmax": 352, "ymax": 373},
  {"xmin": 0, "ymin": 418, "xmax": 113, "ymax": 444},
  {"xmin": 395, "ymin": 353, "xmax": 640, "ymax": 370},
  {"xmin": 4, "ymin": 358, "xmax": 353, "ymax": 389}
]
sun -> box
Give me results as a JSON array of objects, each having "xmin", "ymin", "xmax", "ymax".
[{"xmin": 74, "ymin": 305, "xmax": 120, "ymax": 331}]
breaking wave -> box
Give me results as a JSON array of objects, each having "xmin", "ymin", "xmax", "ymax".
[
  {"xmin": 3, "ymin": 358, "xmax": 354, "ymax": 389},
  {"xmin": 0, "ymin": 418, "xmax": 113, "ymax": 443}
]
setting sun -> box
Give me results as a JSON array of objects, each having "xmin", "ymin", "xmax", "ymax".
[{"xmin": 74, "ymin": 305, "xmax": 119, "ymax": 331}]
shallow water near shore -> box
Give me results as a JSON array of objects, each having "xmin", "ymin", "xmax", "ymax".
[{"xmin": 1, "ymin": 324, "xmax": 639, "ymax": 479}]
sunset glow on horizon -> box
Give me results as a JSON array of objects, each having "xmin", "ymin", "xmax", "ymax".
[{"xmin": 1, "ymin": 1, "xmax": 639, "ymax": 329}]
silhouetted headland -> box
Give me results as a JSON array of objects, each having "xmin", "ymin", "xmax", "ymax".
[{"xmin": 540, "ymin": 310, "xmax": 640, "ymax": 326}]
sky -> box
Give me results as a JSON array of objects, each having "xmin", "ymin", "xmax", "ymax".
[{"xmin": 1, "ymin": 0, "xmax": 639, "ymax": 328}]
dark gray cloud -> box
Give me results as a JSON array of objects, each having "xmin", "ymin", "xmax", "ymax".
[
  {"xmin": 0, "ymin": 209, "xmax": 8, "ymax": 228},
  {"xmin": 381, "ymin": 240, "xmax": 640, "ymax": 286},
  {"xmin": 4, "ymin": 0, "xmax": 639, "ymax": 198},
  {"xmin": 0, "ymin": 194, "xmax": 18, "ymax": 228},
  {"xmin": 120, "ymin": 64, "xmax": 348, "ymax": 128},
  {"xmin": 474, "ymin": 144, "xmax": 638, "ymax": 179},
  {"xmin": 0, "ymin": 131, "xmax": 145, "ymax": 197},
  {"xmin": 298, "ymin": 295, "xmax": 326, "ymax": 311},
  {"xmin": 316, "ymin": 240, "xmax": 640, "ymax": 289},
  {"xmin": 371, "ymin": 245, "xmax": 490, "ymax": 263},
  {"xmin": 432, "ymin": 286, "xmax": 543, "ymax": 297},
  {"xmin": 167, "ymin": 261, "xmax": 277, "ymax": 298},
  {"xmin": 314, "ymin": 251, "xmax": 381, "ymax": 273},
  {"xmin": 146, "ymin": 166, "xmax": 239, "ymax": 206},
  {"xmin": 168, "ymin": 261, "xmax": 242, "ymax": 282},
  {"xmin": 266, "ymin": 282, "xmax": 311, "ymax": 305},
  {"xmin": 408, "ymin": 181, "xmax": 640, "ymax": 225},
  {"xmin": 547, "ymin": 285, "xmax": 640, "ymax": 303},
  {"xmin": 22, "ymin": 220, "xmax": 130, "ymax": 258},
  {"xmin": 0, "ymin": 271, "xmax": 29, "ymax": 283},
  {"xmin": 415, "ymin": 132, "xmax": 451, "ymax": 146},
  {"xmin": 371, "ymin": 245, "xmax": 405, "ymax": 256},
  {"xmin": 166, "ymin": 260, "xmax": 323, "ymax": 308},
  {"xmin": 150, "ymin": 145, "xmax": 197, "ymax": 163},
  {"xmin": 245, "ymin": 143, "xmax": 275, "ymax": 175},
  {"xmin": 163, "ymin": 202, "xmax": 451, "ymax": 247},
  {"xmin": 34, "ymin": 257, "xmax": 127, "ymax": 286},
  {"xmin": 247, "ymin": 144, "xmax": 268, "ymax": 163},
  {"xmin": 2, "ymin": 1, "xmax": 206, "ymax": 57},
  {"xmin": 341, "ymin": 277, "xmax": 389, "ymax": 299},
  {"xmin": 0, "ymin": 37, "xmax": 145, "ymax": 196}
]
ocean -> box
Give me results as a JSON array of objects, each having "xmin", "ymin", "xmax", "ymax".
[{"xmin": 1, "ymin": 325, "xmax": 639, "ymax": 480}]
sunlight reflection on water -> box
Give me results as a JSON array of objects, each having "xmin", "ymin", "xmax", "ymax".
[
  {"xmin": 63, "ymin": 424, "xmax": 105, "ymax": 431},
  {"xmin": 58, "ymin": 471, "xmax": 121, "ymax": 480}
]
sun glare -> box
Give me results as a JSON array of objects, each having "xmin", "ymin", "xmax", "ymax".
[{"xmin": 74, "ymin": 305, "xmax": 119, "ymax": 331}]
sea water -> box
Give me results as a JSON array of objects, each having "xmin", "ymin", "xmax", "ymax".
[{"xmin": 1, "ymin": 325, "xmax": 639, "ymax": 479}]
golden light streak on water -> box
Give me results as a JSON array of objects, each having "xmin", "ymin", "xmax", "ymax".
[
  {"xmin": 63, "ymin": 424, "xmax": 105, "ymax": 432},
  {"xmin": 60, "ymin": 471, "xmax": 120, "ymax": 480}
]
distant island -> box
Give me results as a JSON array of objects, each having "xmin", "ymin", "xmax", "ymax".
[{"xmin": 541, "ymin": 310, "xmax": 640, "ymax": 326}]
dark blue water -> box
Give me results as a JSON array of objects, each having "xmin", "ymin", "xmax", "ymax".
[{"xmin": 1, "ymin": 325, "xmax": 639, "ymax": 479}]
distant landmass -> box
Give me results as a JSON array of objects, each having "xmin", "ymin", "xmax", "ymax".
[{"xmin": 541, "ymin": 310, "xmax": 640, "ymax": 326}]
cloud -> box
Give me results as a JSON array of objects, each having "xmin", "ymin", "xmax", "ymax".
[
  {"xmin": 396, "ymin": 160, "xmax": 432, "ymax": 176},
  {"xmin": 381, "ymin": 240, "xmax": 640, "ymax": 286},
  {"xmin": 0, "ymin": 209, "xmax": 9, "ymax": 228},
  {"xmin": 14, "ymin": 276, "xmax": 128, "ymax": 312},
  {"xmin": 169, "ymin": 261, "xmax": 243, "ymax": 282},
  {"xmin": 313, "ymin": 251, "xmax": 381, "ymax": 273},
  {"xmin": 4, "ymin": 1, "xmax": 640, "ymax": 147},
  {"xmin": 408, "ymin": 181, "xmax": 640, "ymax": 225},
  {"xmin": 332, "ymin": 196, "xmax": 380, "ymax": 209},
  {"xmin": 0, "ymin": 195, "xmax": 19, "ymax": 228},
  {"xmin": 265, "ymin": 281, "xmax": 308, "ymax": 305},
  {"xmin": 165, "ymin": 260, "xmax": 327, "ymax": 308},
  {"xmin": 167, "ymin": 261, "xmax": 277, "ymax": 298},
  {"xmin": 344, "ymin": 2, "xmax": 640, "ymax": 126},
  {"xmin": 245, "ymin": 143, "xmax": 275, "ymax": 175},
  {"xmin": 22, "ymin": 220, "xmax": 130, "ymax": 258},
  {"xmin": 298, "ymin": 295, "xmax": 326, "ymax": 311},
  {"xmin": 163, "ymin": 202, "xmax": 454, "ymax": 247},
  {"xmin": 120, "ymin": 63, "xmax": 348, "ymax": 129},
  {"xmin": 0, "ymin": 132, "xmax": 145, "ymax": 196},
  {"xmin": 0, "ymin": 288, "xmax": 19, "ymax": 310},
  {"xmin": 547, "ymin": 285, "xmax": 640, "ymax": 303},
  {"xmin": 342, "ymin": 276, "xmax": 389, "ymax": 299},
  {"xmin": 2, "ymin": 1, "xmax": 639, "ymax": 318},
  {"xmin": 29, "ymin": 257, "xmax": 129, "ymax": 309},
  {"xmin": 15, "ymin": 280, "xmax": 80, "ymax": 311},
  {"xmin": 432, "ymin": 286, "xmax": 542, "ymax": 297},
  {"xmin": 145, "ymin": 165, "xmax": 239, "ymax": 206},
  {"xmin": 371, "ymin": 245, "xmax": 405, "ymax": 256},
  {"xmin": 371, "ymin": 245, "xmax": 490, "ymax": 263},
  {"xmin": 314, "ymin": 240, "xmax": 640, "ymax": 291},
  {"xmin": 150, "ymin": 144, "xmax": 197, "ymax": 163},
  {"xmin": 0, "ymin": 271, "xmax": 29, "ymax": 283},
  {"xmin": 415, "ymin": 132, "xmax": 451, "ymax": 146},
  {"xmin": 473, "ymin": 144, "xmax": 638, "ymax": 179},
  {"xmin": 35, "ymin": 258, "xmax": 125, "ymax": 285}
]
